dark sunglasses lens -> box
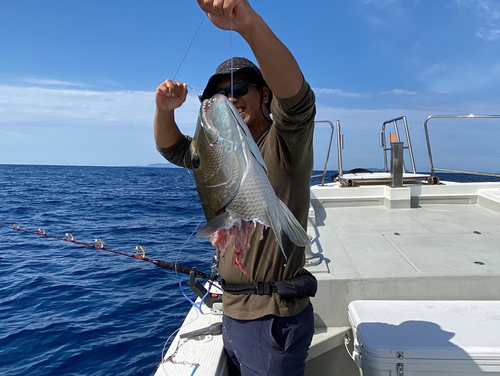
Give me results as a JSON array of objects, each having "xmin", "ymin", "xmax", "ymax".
[
  {"xmin": 232, "ymin": 82, "xmax": 249, "ymax": 98},
  {"xmin": 218, "ymin": 82, "xmax": 249, "ymax": 98}
]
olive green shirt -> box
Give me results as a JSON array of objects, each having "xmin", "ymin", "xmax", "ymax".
[{"xmin": 158, "ymin": 80, "xmax": 315, "ymax": 320}]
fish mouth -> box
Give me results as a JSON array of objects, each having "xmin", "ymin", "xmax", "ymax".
[
  {"xmin": 201, "ymin": 98, "xmax": 212, "ymax": 115},
  {"xmin": 201, "ymin": 97, "xmax": 215, "ymax": 125},
  {"xmin": 200, "ymin": 97, "xmax": 220, "ymax": 145}
]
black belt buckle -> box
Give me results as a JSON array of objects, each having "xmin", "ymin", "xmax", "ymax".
[
  {"xmin": 255, "ymin": 281, "xmax": 277, "ymax": 295},
  {"xmin": 255, "ymin": 281, "xmax": 270, "ymax": 295}
]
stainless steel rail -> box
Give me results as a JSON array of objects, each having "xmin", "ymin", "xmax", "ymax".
[
  {"xmin": 311, "ymin": 120, "xmax": 337, "ymax": 185},
  {"xmin": 381, "ymin": 116, "xmax": 417, "ymax": 174},
  {"xmin": 336, "ymin": 120, "xmax": 343, "ymax": 177},
  {"xmin": 391, "ymin": 142, "xmax": 404, "ymax": 187},
  {"xmin": 424, "ymin": 114, "xmax": 500, "ymax": 178}
]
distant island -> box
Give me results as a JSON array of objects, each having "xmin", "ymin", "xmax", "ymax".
[{"xmin": 146, "ymin": 163, "xmax": 180, "ymax": 168}]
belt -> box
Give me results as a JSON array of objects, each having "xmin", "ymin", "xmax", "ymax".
[
  {"xmin": 221, "ymin": 279, "xmax": 278, "ymax": 295},
  {"xmin": 220, "ymin": 270, "xmax": 317, "ymax": 298}
]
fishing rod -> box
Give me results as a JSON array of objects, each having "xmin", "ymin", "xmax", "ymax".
[{"xmin": 0, "ymin": 223, "xmax": 211, "ymax": 279}]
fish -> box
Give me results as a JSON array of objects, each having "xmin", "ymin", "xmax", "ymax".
[{"xmin": 190, "ymin": 93, "xmax": 310, "ymax": 276}]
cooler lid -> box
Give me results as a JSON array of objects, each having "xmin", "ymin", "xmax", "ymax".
[{"xmin": 348, "ymin": 300, "xmax": 500, "ymax": 361}]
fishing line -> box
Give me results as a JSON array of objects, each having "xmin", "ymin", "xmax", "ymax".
[
  {"xmin": 0, "ymin": 223, "xmax": 210, "ymax": 279},
  {"xmin": 230, "ymin": 19, "xmax": 234, "ymax": 98},
  {"xmin": 171, "ymin": 13, "xmax": 206, "ymax": 101},
  {"xmin": 172, "ymin": 14, "xmax": 206, "ymax": 82},
  {"xmin": 173, "ymin": 216, "xmax": 204, "ymax": 281},
  {"xmin": 160, "ymin": 324, "xmax": 200, "ymax": 376},
  {"xmin": 157, "ymin": 16, "xmax": 239, "ymax": 373},
  {"xmin": 178, "ymin": 275, "xmax": 210, "ymax": 313},
  {"xmin": 176, "ymin": 127, "xmax": 220, "ymax": 313},
  {"xmin": 159, "ymin": 296, "xmax": 205, "ymax": 375},
  {"xmin": 172, "ymin": 215, "xmax": 214, "ymax": 314},
  {"xmin": 169, "ymin": 9, "xmax": 228, "ymax": 313}
]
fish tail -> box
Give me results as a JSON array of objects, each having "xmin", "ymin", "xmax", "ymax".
[
  {"xmin": 277, "ymin": 200, "xmax": 310, "ymax": 247},
  {"xmin": 266, "ymin": 200, "xmax": 310, "ymax": 260},
  {"xmin": 266, "ymin": 207, "xmax": 287, "ymax": 261}
]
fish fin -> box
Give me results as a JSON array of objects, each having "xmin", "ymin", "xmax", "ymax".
[
  {"xmin": 277, "ymin": 199, "xmax": 310, "ymax": 247},
  {"xmin": 196, "ymin": 212, "xmax": 233, "ymax": 238},
  {"xmin": 228, "ymin": 101, "xmax": 268, "ymax": 174},
  {"xmin": 265, "ymin": 200, "xmax": 310, "ymax": 259},
  {"xmin": 265, "ymin": 205, "xmax": 287, "ymax": 260},
  {"xmin": 243, "ymin": 131, "xmax": 268, "ymax": 175}
]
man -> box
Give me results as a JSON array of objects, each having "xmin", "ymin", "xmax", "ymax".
[{"xmin": 154, "ymin": 1, "xmax": 316, "ymax": 375}]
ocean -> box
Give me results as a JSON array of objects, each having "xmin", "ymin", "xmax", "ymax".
[
  {"xmin": 0, "ymin": 165, "xmax": 211, "ymax": 376},
  {"xmin": 1, "ymin": 165, "xmax": 499, "ymax": 376}
]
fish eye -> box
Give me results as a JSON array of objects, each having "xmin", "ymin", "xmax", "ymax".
[{"xmin": 192, "ymin": 153, "xmax": 200, "ymax": 169}]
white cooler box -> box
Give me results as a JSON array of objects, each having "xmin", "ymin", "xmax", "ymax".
[{"xmin": 347, "ymin": 300, "xmax": 500, "ymax": 375}]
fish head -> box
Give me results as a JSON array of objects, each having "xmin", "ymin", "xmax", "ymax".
[{"xmin": 192, "ymin": 94, "xmax": 248, "ymax": 220}]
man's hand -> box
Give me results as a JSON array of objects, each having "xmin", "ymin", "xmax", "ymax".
[
  {"xmin": 155, "ymin": 79, "xmax": 188, "ymax": 111},
  {"xmin": 197, "ymin": 0, "xmax": 303, "ymax": 100},
  {"xmin": 196, "ymin": 0, "xmax": 256, "ymax": 33}
]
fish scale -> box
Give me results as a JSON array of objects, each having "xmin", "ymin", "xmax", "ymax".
[
  {"xmin": 200, "ymin": 142, "xmax": 223, "ymax": 182},
  {"xmin": 192, "ymin": 94, "xmax": 310, "ymax": 273},
  {"xmin": 227, "ymin": 153, "xmax": 276, "ymax": 225}
]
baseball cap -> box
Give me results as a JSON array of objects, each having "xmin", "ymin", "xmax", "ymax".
[{"xmin": 200, "ymin": 57, "xmax": 271, "ymax": 101}]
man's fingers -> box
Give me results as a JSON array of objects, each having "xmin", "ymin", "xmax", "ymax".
[{"xmin": 197, "ymin": 0, "xmax": 239, "ymax": 17}]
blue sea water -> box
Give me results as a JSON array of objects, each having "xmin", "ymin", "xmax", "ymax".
[
  {"xmin": 1, "ymin": 165, "xmax": 499, "ymax": 376},
  {"xmin": 0, "ymin": 165, "xmax": 211, "ymax": 376}
]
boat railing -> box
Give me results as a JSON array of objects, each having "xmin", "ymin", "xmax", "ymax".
[
  {"xmin": 380, "ymin": 116, "xmax": 417, "ymax": 174},
  {"xmin": 311, "ymin": 120, "xmax": 338, "ymax": 185},
  {"xmin": 333, "ymin": 117, "xmax": 429, "ymax": 187},
  {"xmin": 424, "ymin": 114, "xmax": 500, "ymax": 178}
]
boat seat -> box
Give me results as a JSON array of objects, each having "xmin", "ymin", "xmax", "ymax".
[
  {"xmin": 307, "ymin": 326, "xmax": 351, "ymax": 361},
  {"xmin": 478, "ymin": 188, "xmax": 500, "ymax": 213}
]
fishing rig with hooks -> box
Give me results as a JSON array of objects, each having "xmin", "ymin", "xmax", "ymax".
[{"xmin": 0, "ymin": 223, "xmax": 222, "ymax": 310}]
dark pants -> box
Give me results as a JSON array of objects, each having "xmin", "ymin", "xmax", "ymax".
[{"xmin": 223, "ymin": 303, "xmax": 314, "ymax": 376}]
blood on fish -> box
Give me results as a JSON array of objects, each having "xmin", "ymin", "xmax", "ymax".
[
  {"xmin": 194, "ymin": 95, "xmax": 310, "ymax": 277},
  {"xmin": 209, "ymin": 229, "xmax": 229, "ymax": 258},
  {"xmin": 209, "ymin": 220, "xmax": 264, "ymax": 277}
]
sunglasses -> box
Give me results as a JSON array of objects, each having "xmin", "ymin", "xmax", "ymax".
[{"xmin": 216, "ymin": 81, "xmax": 258, "ymax": 99}]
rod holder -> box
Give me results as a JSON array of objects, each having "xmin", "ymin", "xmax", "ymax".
[{"xmin": 391, "ymin": 142, "xmax": 404, "ymax": 187}]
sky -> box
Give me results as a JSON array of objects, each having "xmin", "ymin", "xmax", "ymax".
[{"xmin": 1, "ymin": 0, "xmax": 499, "ymax": 172}]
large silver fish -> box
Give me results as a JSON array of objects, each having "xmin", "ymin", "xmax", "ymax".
[{"xmin": 190, "ymin": 94, "xmax": 309, "ymax": 274}]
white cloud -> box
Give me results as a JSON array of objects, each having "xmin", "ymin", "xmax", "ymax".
[
  {"xmin": 357, "ymin": 0, "xmax": 408, "ymax": 27},
  {"xmin": 422, "ymin": 63, "xmax": 448, "ymax": 76},
  {"xmin": 381, "ymin": 89, "xmax": 418, "ymax": 96},
  {"xmin": 0, "ymin": 84, "xmax": 152, "ymax": 124},
  {"xmin": 313, "ymin": 87, "xmax": 369, "ymax": 98},
  {"xmin": 313, "ymin": 101, "xmax": 500, "ymax": 172},
  {"xmin": 0, "ymin": 82, "xmax": 200, "ymax": 131},
  {"xmin": 475, "ymin": 0, "xmax": 500, "ymax": 20},
  {"xmin": 313, "ymin": 103, "xmax": 431, "ymax": 170},
  {"xmin": 475, "ymin": 27, "xmax": 500, "ymax": 41},
  {"xmin": 418, "ymin": 62, "xmax": 500, "ymax": 94},
  {"xmin": 0, "ymin": 79, "xmax": 202, "ymax": 166},
  {"xmin": 21, "ymin": 78, "xmax": 89, "ymax": 88},
  {"xmin": 455, "ymin": 0, "xmax": 500, "ymax": 41},
  {"xmin": 314, "ymin": 87, "xmax": 418, "ymax": 99}
]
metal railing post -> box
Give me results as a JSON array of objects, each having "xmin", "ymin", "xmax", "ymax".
[
  {"xmin": 381, "ymin": 116, "xmax": 417, "ymax": 174},
  {"xmin": 424, "ymin": 114, "xmax": 500, "ymax": 178},
  {"xmin": 311, "ymin": 120, "xmax": 335, "ymax": 186},
  {"xmin": 391, "ymin": 142, "xmax": 404, "ymax": 187},
  {"xmin": 336, "ymin": 120, "xmax": 343, "ymax": 178}
]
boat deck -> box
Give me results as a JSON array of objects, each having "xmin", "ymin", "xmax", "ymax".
[
  {"xmin": 303, "ymin": 180, "xmax": 500, "ymax": 374},
  {"xmin": 156, "ymin": 180, "xmax": 500, "ymax": 376},
  {"xmin": 307, "ymin": 181, "xmax": 500, "ymax": 319},
  {"xmin": 155, "ymin": 289, "xmax": 226, "ymax": 376},
  {"xmin": 308, "ymin": 190, "xmax": 500, "ymax": 280},
  {"xmin": 338, "ymin": 172, "xmax": 430, "ymax": 187}
]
